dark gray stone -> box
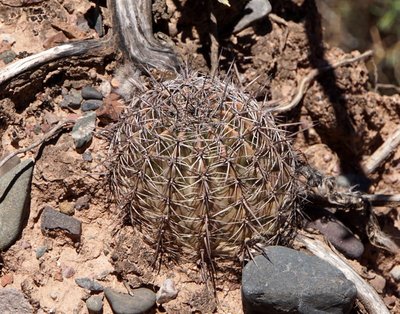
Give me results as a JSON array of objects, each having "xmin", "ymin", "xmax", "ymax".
[
  {"xmin": 0, "ymin": 288, "xmax": 33, "ymax": 313},
  {"xmin": 242, "ymin": 246, "xmax": 357, "ymax": 314},
  {"xmin": 81, "ymin": 86, "xmax": 103, "ymax": 100},
  {"xmin": 0, "ymin": 159, "xmax": 34, "ymax": 250},
  {"xmin": 308, "ymin": 217, "xmax": 364, "ymax": 259},
  {"xmin": 105, "ymin": 287, "xmax": 156, "ymax": 314},
  {"xmin": 86, "ymin": 295, "xmax": 103, "ymax": 314},
  {"xmin": 41, "ymin": 206, "xmax": 82, "ymax": 240},
  {"xmin": 81, "ymin": 99, "xmax": 103, "ymax": 112},
  {"xmin": 60, "ymin": 89, "xmax": 83, "ymax": 110},
  {"xmin": 71, "ymin": 112, "xmax": 97, "ymax": 149},
  {"xmin": 75, "ymin": 278, "xmax": 104, "ymax": 292}
]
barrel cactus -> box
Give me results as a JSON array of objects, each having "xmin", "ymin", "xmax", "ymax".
[{"xmin": 109, "ymin": 69, "xmax": 301, "ymax": 263}]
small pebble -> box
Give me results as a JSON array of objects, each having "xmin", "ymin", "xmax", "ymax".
[
  {"xmin": 59, "ymin": 201, "xmax": 75, "ymax": 216},
  {"xmin": 74, "ymin": 195, "xmax": 90, "ymax": 211},
  {"xmin": 86, "ymin": 295, "xmax": 103, "ymax": 314},
  {"xmin": 36, "ymin": 246, "xmax": 47, "ymax": 259},
  {"xmin": 54, "ymin": 270, "xmax": 63, "ymax": 282},
  {"xmin": 156, "ymin": 278, "xmax": 178, "ymax": 304},
  {"xmin": 81, "ymin": 86, "xmax": 103, "ymax": 100},
  {"xmin": 60, "ymin": 90, "xmax": 83, "ymax": 110},
  {"xmin": 50, "ymin": 291, "xmax": 58, "ymax": 300},
  {"xmin": 105, "ymin": 287, "xmax": 156, "ymax": 314},
  {"xmin": 82, "ymin": 150, "xmax": 93, "ymax": 162},
  {"xmin": 389, "ymin": 265, "xmax": 400, "ymax": 282},
  {"xmin": 0, "ymin": 273, "xmax": 14, "ymax": 287},
  {"xmin": 75, "ymin": 278, "xmax": 104, "ymax": 292},
  {"xmin": 81, "ymin": 99, "xmax": 103, "ymax": 112},
  {"xmin": 62, "ymin": 266, "xmax": 75, "ymax": 278}
]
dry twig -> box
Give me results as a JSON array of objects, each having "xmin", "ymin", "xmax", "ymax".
[
  {"xmin": 362, "ymin": 126, "xmax": 400, "ymax": 175},
  {"xmin": 0, "ymin": 119, "xmax": 76, "ymax": 169},
  {"xmin": 296, "ymin": 232, "xmax": 390, "ymax": 314},
  {"xmin": 273, "ymin": 50, "xmax": 374, "ymax": 113}
]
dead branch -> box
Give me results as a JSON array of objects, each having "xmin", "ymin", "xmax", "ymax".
[
  {"xmin": 363, "ymin": 193, "xmax": 400, "ymax": 206},
  {"xmin": 273, "ymin": 50, "xmax": 374, "ymax": 113},
  {"xmin": 362, "ymin": 126, "xmax": 400, "ymax": 175},
  {"xmin": 0, "ymin": 39, "xmax": 107, "ymax": 86},
  {"xmin": 296, "ymin": 232, "xmax": 390, "ymax": 314},
  {"xmin": 0, "ymin": 119, "xmax": 76, "ymax": 169}
]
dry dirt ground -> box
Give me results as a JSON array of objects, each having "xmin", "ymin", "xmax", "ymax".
[{"xmin": 0, "ymin": 0, "xmax": 399, "ymax": 313}]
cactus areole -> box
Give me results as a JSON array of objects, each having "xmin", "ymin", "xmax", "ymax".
[{"xmin": 110, "ymin": 70, "xmax": 301, "ymax": 263}]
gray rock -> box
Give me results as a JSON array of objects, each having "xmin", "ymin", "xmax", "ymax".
[
  {"xmin": 242, "ymin": 246, "xmax": 357, "ymax": 314},
  {"xmin": 81, "ymin": 86, "xmax": 103, "ymax": 100},
  {"xmin": 105, "ymin": 287, "xmax": 156, "ymax": 314},
  {"xmin": 35, "ymin": 246, "xmax": 47, "ymax": 259},
  {"xmin": 0, "ymin": 50, "xmax": 17, "ymax": 64},
  {"xmin": 74, "ymin": 195, "xmax": 90, "ymax": 211},
  {"xmin": 81, "ymin": 99, "xmax": 103, "ymax": 112},
  {"xmin": 71, "ymin": 112, "xmax": 97, "ymax": 149},
  {"xmin": 82, "ymin": 150, "xmax": 93, "ymax": 162},
  {"xmin": 390, "ymin": 265, "xmax": 400, "ymax": 282},
  {"xmin": 233, "ymin": 0, "xmax": 272, "ymax": 33},
  {"xmin": 60, "ymin": 90, "xmax": 83, "ymax": 110},
  {"xmin": 307, "ymin": 217, "xmax": 364, "ymax": 259},
  {"xmin": 41, "ymin": 206, "xmax": 82, "ymax": 240},
  {"xmin": 86, "ymin": 295, "xmax": 103, "ymax": 314},
  {"xmin": 75, "ymin": 278, "xmax": 104, "ymax": 292},
  {"xmin": 0, "ymin": 288, "xmax": 33, "ymax": 313},
  {"xmin": 0, "ymin": 159, "xmax": 34, "ymax": 250}
]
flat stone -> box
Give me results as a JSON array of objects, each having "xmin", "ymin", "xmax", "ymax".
[
  {"xmin": 81, "ymin": 99, "xmax": 103, "ymax": 112},
  {"xmin": 81, "ymin": 86, "xmax": 103, "ymax": 100},
  {"xmin": 41, "ymin": 206, "xmax": 82, "ymax": 240},
  {"xmin": 0, "ymin": 159, "xmax": 34, "ymax": 251},
  {"xmin": 105, "ymin": 287, "xmax": 156, "ymax": 314},
  {"xmin": 242, "ymin": 246, "xmax": 357, "ymax": 314},
  {"xmin": 71, "ymin": 112, "xmax": 97, "ymax": 149},
  {"xmin": 75, "ymin": 277, "xmax": 104, "ymax": 292},
  {"xmin": 0, "ymin": 288, "xmax": 33, "ymax": 313},
  {"xmin": 86, "ymin": 295, "xmax": 103, "ymax": 314}
]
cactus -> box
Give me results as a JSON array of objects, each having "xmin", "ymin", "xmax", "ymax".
[{"xmin": 109, "ymin": 69, "xmax": 301, "ymax": 264}]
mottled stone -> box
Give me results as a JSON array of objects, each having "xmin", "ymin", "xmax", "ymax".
[
  {"xmin": 86, "ymin": 295, "xmax": 103, "ymax": 314},
  {"xmin": 81, "ymin": 99, "xmax": 103, "ymax": 112},
  {"xmin": 71, "ymin": 112, "xmax": 97, "ymax": 149}
]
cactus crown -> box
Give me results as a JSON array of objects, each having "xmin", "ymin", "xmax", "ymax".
[{"xmin": 110, "ymin": 69, "xmax": 301, "ymax": 264}]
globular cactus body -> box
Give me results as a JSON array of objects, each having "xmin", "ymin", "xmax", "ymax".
[{"xmin": 110, "ymin": 70, "xmax": 300, "ymax": 262}]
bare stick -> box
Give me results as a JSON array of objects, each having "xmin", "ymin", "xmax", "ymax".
[
  {"xmin": 296, "ymin": 233, "xmax": 390, "ymax": 314},
  {"xmin": 0, "ymin": 40, "xmax": 106, "ymax": 86},
  {"xmin": 363, "ymin": 193, "xmax": 400, "ymax": 206},
  {"xmin": 362, "ymin": 126, "xmax": 400, "ymax": 175},
  {"xmin": 273, "ymin": 50, "xmax": 374, "ymax": 113},
  {"xmin": 0, "ymin": 119, "xmax": 76, "ymax": 169}
]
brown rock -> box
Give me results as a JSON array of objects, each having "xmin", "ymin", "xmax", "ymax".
[
  {"xmin": 43, "ymin": 32, "xmax": 68, "ymax": 49},
  {"xmin": 97, "ymin": 95, "xmax": 123, "ymax": 124},
  {"xmin": 369, "ymin": 274, "xmax": 386, "ymax": 293},
  {"xmin": 0, "ymin": 273, "xmax": 14, "ymax": 287}
]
